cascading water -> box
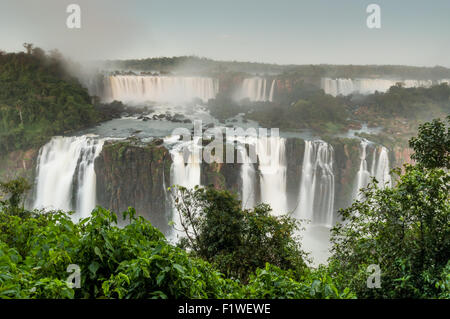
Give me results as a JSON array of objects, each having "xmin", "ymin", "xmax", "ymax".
[
  {"xmin": 354, "ymin": 140, "xmax": 372, "ymax": 201},
  {"xmin": 371, "ymin": 146, "xmax": 392, "ymax": 188},
  {"xmin": 237, "ymin": 77, "xmax": 276, "ymax": 102},
  {"xmin": 33, "ymin": 135, "xmax": 104, "ymax": 219},
  {"xmin": 237, "ymin": 144, "xmax": 256, "ymax": 210},
  {"xmin": 321, "ymin": 78, "xmax": 436, "ymax": 96},
  {"xmin": 257, "ymin": 136, "xmax": 288, "ymax": 216},
  {"xmin": 354, "ymin": 141, "xmax": 392, "ymax": 200},
  {"xmin": 106, "ymin": 75, "xmax": 219, "ymax": 103},
  {"xmin": 167, "ymin": 137, "xmax": 202, "ymax": 239},
  {"xmin": 296, "ymin": 140, "xmax": 335, "ymax": 227}
]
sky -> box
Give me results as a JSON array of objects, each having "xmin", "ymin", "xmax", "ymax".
[{"xmin": 0, "ymin": 0, "xmax": 449, "ymax": 67}]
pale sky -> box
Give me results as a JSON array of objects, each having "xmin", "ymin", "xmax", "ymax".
[{"xmin": 0, "ymin": 0, "xmax": 449, "ymax": 67}]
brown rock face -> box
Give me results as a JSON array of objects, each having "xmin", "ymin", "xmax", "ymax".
[
  {"xmin": 94, "ymin": 140, "xmax": 172, "ymax": 232},
  {"xmin": 0, "ymin": 148, "xmax": 39, "ymax": 205},
  {"xmin": 393, "ymin": 146, "xmax": 414, "ymax": 171}
]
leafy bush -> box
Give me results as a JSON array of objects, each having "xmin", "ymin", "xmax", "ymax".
[
  {"xmin": 243, "ymin": 263, "xmax": 355, "ymax": 299},
  {"xmin": 409, "ymin": 116, "xmax": 450, "ymax": 169},
  {"xmin": 170, "ymin": 186, "xmax": 308, "ymax": 282}
]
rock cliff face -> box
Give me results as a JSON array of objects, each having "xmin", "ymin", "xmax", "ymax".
[
  {"xmin": 94, "ymin": 139, "xmax": 172, "ymax": 232},
  {"xmin": 0, "ymin": 148, "xmax": 39, "ymax": 206},
  {"xmin": 393, "ymin": 146, "xmax": 414, "ymax": 170}
]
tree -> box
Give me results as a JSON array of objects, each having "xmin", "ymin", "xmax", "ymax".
[
  {"xmin": 409, "ymin": 116, "xmax": 450, "ymax": 169},
  {"xmin": 329, "ymin": 118, "xmax": 450, "ymax": 298},
  {"xmin": 170, "ymin": 185, "xmax": 308, "ymax": 281},
  {"xmin": 22, "ymin": 43, "xmax": 34, "ymax": 54}
]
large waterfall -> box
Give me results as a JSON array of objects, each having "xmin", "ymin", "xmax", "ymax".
[
  {"xmin": 296, "ymin": 141, "xmax": 335, "ymax": 227},
  {"xmin": 33, "ymin": 136, "xmax": 104, "ymax": 219},
  {"xmin": 321, "ymin": 78, "xmax": 436, "ymax": 96},
  {"xmin": 106, "ymin": 75, "xmax": 219, "ymax": 103},
  {"xmin": 237, "ymin": 77, "xmax": 276, "ymax": 102},
  {"xmin": 354, "ymin": 140, "xmax": 392, "ymax": 200}
]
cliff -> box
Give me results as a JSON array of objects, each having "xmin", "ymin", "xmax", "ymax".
[{"xmin": 94, "ymin": 138, "xmax": 172, "ymax": 232}]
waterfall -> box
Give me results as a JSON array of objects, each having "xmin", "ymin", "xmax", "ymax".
[
  {"xmin": 168, "ymin": 137, "xmax": 202, "ymax": 239},
  {"xmin": 354, "ymin": 140, "xmax": 372, "ymax": 201},
  {"xmin": 322, "ymin": 78, "xmax": 436, "ymax": 96},
  {"xmin": 268, "ymin": 79, "xmax": 276, "ymax": 102},
  {"xmin": 106, "ymin": 75, "xmax": 219, "ymax": 103},
  {"xmin": 257, "ymin": 136, "xmax": 287, "ymax": 215},
  {"xmin": 371, "ymin": 146, "xmax": 392, "ymax": 188},
  {"xmin": 296, "ymin": 141, "xmax": 335, "ymax": 227},
  {"xmin": 354, "ymin": 142, "xmax": 392, "ymax": 200},
  {"xmin": 33, "ymin": 136, "xmax": 104, "ymax": 219},
  {"xmin": 237, "ymin": 144, "xmax": 256, "ymax": 210},
  {"xmin": 238, "ymin": 77, "xmax": 276, "ymax": 102}
]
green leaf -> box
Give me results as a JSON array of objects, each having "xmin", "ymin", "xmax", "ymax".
[
  {"xmin": 89, "ymin": 261, "xmax": 100, "ymax": 276},
  {"xmin": 94, "ymin": 246, "xmax": 103, "ymax": 261}
]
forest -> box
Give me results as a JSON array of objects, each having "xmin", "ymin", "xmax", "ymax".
[{"xmin": 0, "ymin": 46, "xmax": 99, "ymax": 154}]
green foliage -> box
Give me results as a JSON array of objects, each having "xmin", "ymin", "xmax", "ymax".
[
  {"xmin": 170, "ymin": 185, "xmax": 308, "ymax": 282},
  {"xmin": 363, "ymin": 83, "xmax": 450, "ymax": 119},
  {"xmin": 0, "ymin": 201, "xmax": 349, "ymax": 299},
  {"xmin": 330, "ymin": 166, "xmax": 450, "ymax": 298},
  {"xmin": 243, "ymin": 263, "xmax": 355, "ymax": 299},
  {"xmin": 409, "ymin": 116, "xmax": 450, "ymax": 169},
  {"xmin": 0, "ymin": 48, "xmax": 99, "ymax": 153},
  {"xmin": 0, "ymin": 177, "xmax": 30, "ymax": 213},
  {"xmin": 245, "ymin": 90, "xmax": 349, "ymax": 133}
]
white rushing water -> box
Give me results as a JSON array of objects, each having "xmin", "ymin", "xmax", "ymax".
[
  {"xmin": 296, "ymin": 140, "xmax": 335, "ymax": 227},
  {"xmin": 354, "ymin": 140, "xmax": 372, "ymax": 201},
  {"xmin": 33, "ymin": 136, "xmax": 104, "ymax": 219},
  {"xmin": 106, "ymin": 75, "xmax": 219, "ymax": 104},
  {"xmin": 167, "ymin": 137, "xmax": 202, "ymax": 239},
  {"xmin": 371, "ymin": 146, "xmax": 392, "ymax": 188},
  {"xmin": 354, "ymin": 141, "xmax": 392, "ymax": 200},
  {"xmin": 321, "ymin": 78, "xmax": 437, "ymax": 96},
  {"xmin": 257, "ymin": 136, "xmax": 288, "ymax": 215},
  {"xmin": 237, "ymin": 77, "xmax": 276, "ymax": 102},
  {"xmin": 237, "ymin": 144, "xmax": 257, "ymax": 210}
]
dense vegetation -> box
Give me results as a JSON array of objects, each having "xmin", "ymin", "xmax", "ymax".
[
  {"xmin": 0, "ymin": 194, "xmax": 352, "ymax": 299},
  {"xmin": 0, "ymin": 118, "xmax": 448, "ymax": 299},
  {"xmin": 0, "ymin": 46, "xmax": 99, "ymax": 153},
  {"xmin": 359, "ymin": 83, "xmax": 450, "ymax": 120},
  {"xmin": 170, "ymin": 186, "xmax": 308, "ymax": 282}
]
